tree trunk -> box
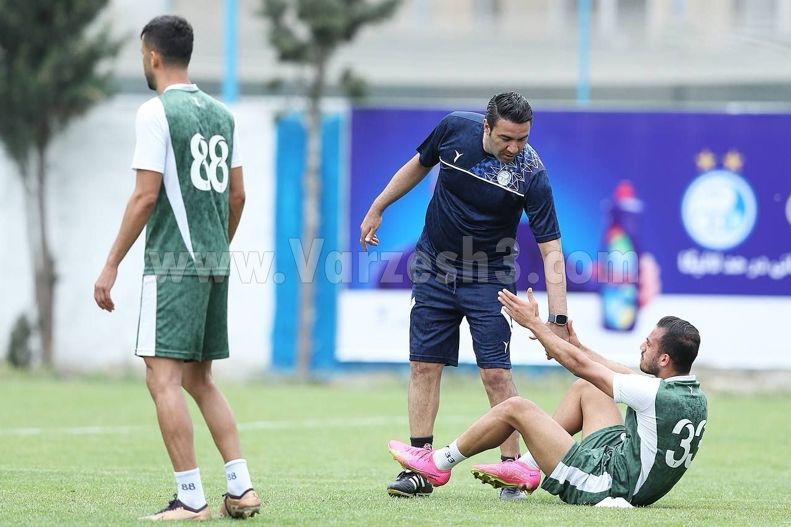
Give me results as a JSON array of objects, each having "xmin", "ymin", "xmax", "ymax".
[
  {"xmin": 295, "ymin": 54, "xmax": 327, "ymax": 380},
  {"xmin": 22, "ymin": 145, "xmax": 56, "ymax": 368}
]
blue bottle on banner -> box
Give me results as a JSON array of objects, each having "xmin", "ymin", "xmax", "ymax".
[{"xmin": 600, "ymin": 181, "xmax": 643, "ymax": 332}]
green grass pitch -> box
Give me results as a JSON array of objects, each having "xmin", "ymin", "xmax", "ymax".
[{"xmin": 0, "ymin": 369, "xmax": 789, "ymax": 526}]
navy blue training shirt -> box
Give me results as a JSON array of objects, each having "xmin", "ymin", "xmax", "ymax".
[{"xmin": 414, "ymin": 111, "xmax": 560, "ymax": 282}]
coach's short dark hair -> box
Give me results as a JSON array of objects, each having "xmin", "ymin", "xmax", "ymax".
[
  {"xmin": 485, "ymin": 92, "xmax": 533, "ymax": 128},
  {"xmin": 141, "ymin": 15, "xmax": 193, "ymax": 66},
  {"xmin": 657, "ymin": 316, "xmax": 700, "ymax": 374}
]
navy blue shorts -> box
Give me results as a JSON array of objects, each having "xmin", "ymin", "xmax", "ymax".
[{"xmin": 409, "ymin": 269, "xmax": 515, "ymax": 370}]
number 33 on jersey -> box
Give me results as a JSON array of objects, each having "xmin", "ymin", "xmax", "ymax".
[{"xmin": 666, "ymin": 418, "xmax": 706, "ymax": 469}]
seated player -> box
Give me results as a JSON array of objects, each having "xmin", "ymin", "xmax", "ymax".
[{"xmin": 388, "ymin": 288, "xmax": 707, "ymax": 507}]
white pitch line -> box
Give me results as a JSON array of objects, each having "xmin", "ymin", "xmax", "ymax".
[
  {"xmin": 238, "ymin": 415, "xmax": 409, "ymax": 430},
  {"xmin": 0, "ymin": 425, "xmax": 144, "ymax": 437},
  {"xmin": 0, "ymin": 414, "xmax": 472, "ymax": 437}
]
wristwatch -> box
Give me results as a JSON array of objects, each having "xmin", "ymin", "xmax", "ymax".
[{"xmin": 548, "ymin": 314, "xmax": 568, "ymax": 326}]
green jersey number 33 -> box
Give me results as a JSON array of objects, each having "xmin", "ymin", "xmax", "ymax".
[{"xmin": 666, "ymin": 419, "xmax": 707, "ymax": 469}]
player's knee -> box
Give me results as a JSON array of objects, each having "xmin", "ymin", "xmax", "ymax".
[
  {"xmin": 571, "ymin": 378, "xmax": 595, "ymax": 394},
  {"xmin": 145, "ymin": 368, "xmax": 179, "ymax": 398},
  {"xmin": 182, "ymin": 373, "xmax": 213, "ymax": 398},
  {"xmin": 410, "ymin": 361, "xmax": 443, "ymax": 379},
  {"xmin": 480, "ymin": 368, "xmax": 516, "ymax": 393},
  {"xmin": 144, "ymin": 371, "xmax": 157, "ymax": 395},
  {"xmin": 498, "ymin": 395, "xmax": 535, "ymax": 416}
]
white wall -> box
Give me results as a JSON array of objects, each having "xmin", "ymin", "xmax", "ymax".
[
  {"xmin": 338, "ymin": 290, "xmax": 791, "ymax": 370},
  {"xmin": 0, "ymin": 95, "xmax": 276, "ymax": 377}
]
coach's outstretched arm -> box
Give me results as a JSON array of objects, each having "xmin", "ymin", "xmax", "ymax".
[
  {"xmin": 538, "ymin": 238, "xmax": 569, "ymax": 341},
  {"xmin": 498, "ymin": 288, "xmax": 617, "ymax": 397},
  {"xmin": 360, "ymin": 154, "xmax": 432, "ymax": 250}
]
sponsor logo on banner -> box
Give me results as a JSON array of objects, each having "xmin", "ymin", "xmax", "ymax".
[
  {"xmin": 677, "ymin": 150, "xmax": 791, "ymax": 282},
  {"xmin": 681, "ymin": 150, "xmax": 756, "ymax": 250}
]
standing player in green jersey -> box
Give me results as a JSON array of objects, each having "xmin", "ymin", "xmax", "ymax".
[
  {"xmin": 94, "ymin": 16, "xmax": 260, "ymax": 521},
  {"xmin": 389, "ymin": 288, "xmax": 707, "ymax": 507}
]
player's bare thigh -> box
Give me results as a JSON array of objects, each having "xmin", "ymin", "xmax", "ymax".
[{"xmin": 577, "ymin": 380, "xmax": 623, "ymax": 439}]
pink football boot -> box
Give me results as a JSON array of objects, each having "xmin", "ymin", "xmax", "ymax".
[
  {"xmin": 471, "ymin": 459, "xmax": 541, "ymax": 494},
  {"xmin": 388, "ymin": 440, "xmax": 451, "ymax": 486}
]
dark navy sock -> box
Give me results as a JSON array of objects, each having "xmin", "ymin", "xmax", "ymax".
[{"xmin": 410, "ymin": 436, "xmax": 433, "ymax": 448}]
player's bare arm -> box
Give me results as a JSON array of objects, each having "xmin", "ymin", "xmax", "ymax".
[
  {"xmin": 228, "ymin": 166, "xmax": 245, "ymax": 242},
  {"xmin": 94, "ymin": 169, "xmax": 162, "ymax": 312},
  {"xmin": 498, "ymin": 288, "xmax": 616, "ymax": 397},
  {"xmin": 537, "ymin": 238, "xmax": 569, "ymax": 340},
  {"xmin": 360, "ymin": 154, "xmax": 432, "ymax": 250},
  {"xmin": 567, "ymin": 319, "xmax": 634, "ymax": 375}
]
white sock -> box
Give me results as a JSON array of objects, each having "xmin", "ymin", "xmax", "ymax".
[
  {"xmin": 432, "ymin": 440, "xmax": 467, "ymax": 471},
  {"xmin": 225, "ymin": 458, "xmax": 253, "ymax": 497},
  {"xmin": 174, "ymin": 467, "xmax": 207, "ymax": 510},
  {"xmin": 518, "ymin": 451, "xmax": 540, "ymax": 471}
]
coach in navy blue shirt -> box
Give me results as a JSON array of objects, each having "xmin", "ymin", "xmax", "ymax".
[{"xmin": 360, "ymin": 92, "xmax": 569, "ymax": 500}]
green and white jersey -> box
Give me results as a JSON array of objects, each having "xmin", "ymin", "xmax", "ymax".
[
  {"xmin": 132, "ymin": 84, "xmax": 241, "ymax": 277},
  {"xmin": 611, "ymin": 373, "xmax": 708, "ymax": 505}
]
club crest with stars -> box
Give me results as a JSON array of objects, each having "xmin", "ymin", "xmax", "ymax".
[{"xmin": 496, "ymin": 168, "xmax": 513, "ymax": 187}]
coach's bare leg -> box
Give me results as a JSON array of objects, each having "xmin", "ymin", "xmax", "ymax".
[
  {"xmin": 408, "ymin": 361, "xmax": 444, "ymax": 438},
  {"xmin": 552, "ymin": 379, "xmax": 623, "ymax": 438},
  {"xmin": 182, "ymin": 360, "xmax": 243, "ymax": 462},
  {"xmin": 479, "ymin": 367, "xmax": 521, "ymax": 458},
  {"xmin": 144, "ymin": 357, "xmax": 196, "ymax": 471},
  {"xmin": 456, "ymin": 396, "xmax": 574, "ymax": 476}
]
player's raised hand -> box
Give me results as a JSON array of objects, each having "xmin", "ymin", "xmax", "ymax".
[
  {"xmin": 94, "ymin": 264, "xmax": 118, "ymax": 312},
  {"xmin": 359, "ymin": 208, "xmax": 382, "ymax": 251},
  {"xmin": 498, "ymin": 288, "xmax": 541, "ymax": 329}
]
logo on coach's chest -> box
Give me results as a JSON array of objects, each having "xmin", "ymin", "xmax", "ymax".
[
  {"xmin": 444, "ymin": 151, "xmax": 527, "ymax": 197},
  {"xmin": 496, "ymin": 169, "xmax": 512, "ymax": 187}
]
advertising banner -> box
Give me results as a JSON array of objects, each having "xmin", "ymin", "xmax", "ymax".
[{"xmin": 339, "ymin": 108, "xmax": 791, "ymax": 368}]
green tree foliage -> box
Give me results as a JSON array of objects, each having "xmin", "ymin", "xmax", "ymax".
[
  {"xmin": 6, "ymin": 314, "xmax": 33, "ymax": 369},
  {"xmin": 260, "ymin": 0, "xmax": 400, "ymax": 378},
  {"xmin": 0, "ymin": 1, "xmax": 122, "ymax": 368},
  {"xmin": 263, "ymin": 0, "xmax": 400, "ymax": 92}
]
